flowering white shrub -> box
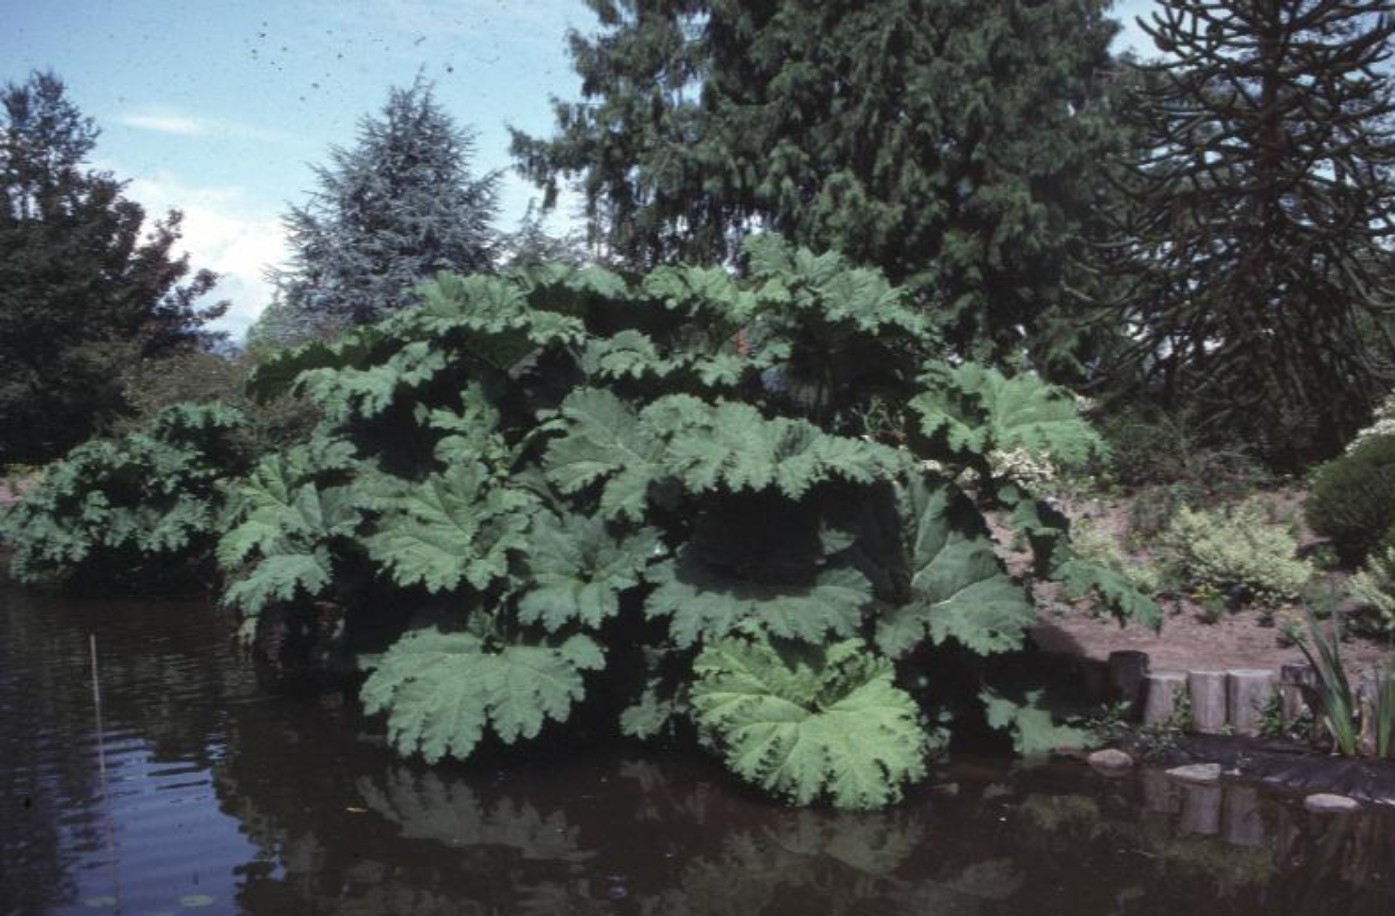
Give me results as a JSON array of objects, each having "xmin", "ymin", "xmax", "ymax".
[
  {"xmin": 987, "ymin": 447, "xmax": 1058, "ymax": 496},
  {"xmin": 1347, "ymin": 393, "xmax": 1395, "ymax": 454}
]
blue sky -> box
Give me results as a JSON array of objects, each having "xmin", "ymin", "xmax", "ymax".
[{"xmin": 3, "ymin": 0, "xmax": 1159, "ymax": 338}]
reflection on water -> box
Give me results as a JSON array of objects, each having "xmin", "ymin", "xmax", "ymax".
[{"xmin": 2, "ymin": 576, "xmax": 1394, "ymax": 916}]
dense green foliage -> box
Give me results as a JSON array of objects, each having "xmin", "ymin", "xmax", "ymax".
[
  {"xmin": 690, "ymin": 636, "xmax": 930, "ymax": 808},
  {"xmin": 1098, "ymin": 0, "xmax": 1395, "ymax": 463},
  {"xmin": 1160, "ymin": 502, "xmax": 1313, "ymax": 607},
  {"xmin": 1347, "ymin": 542, "xmax": 1395, "ymax": 637},
  {"xmin": 1305, "ymin": 435, "xmax": 1395, "ymax": 567},
  {"xmin": 0, "ymin": 402, "xmax": 252, "ymax": 589},
  {"xmin": 219, "ymin": 240, "xmax": 1150, "ymax": 808},
  {"xmin": 512, "ymin": 0, "xmax": 1123, "ymax": 364},
  {"xmin": 264, "ymin": 78, "xmax": 499, "ymax": 344},
  {"xmin": 0, "ymin": 71, "xmax": 228, "ymax": 463}
]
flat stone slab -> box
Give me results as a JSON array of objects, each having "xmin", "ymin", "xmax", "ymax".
[
  {"xmin": 1087, "ymin": 748, "xmax": 1134, "ymax": 771},
  {"xmin": 1304, "ymin": 793, "xmax": 1361, "ymax": 814},
  {"xmin": 1166, "ymin": 763, "xmax": 1222, "ymax": 785}
]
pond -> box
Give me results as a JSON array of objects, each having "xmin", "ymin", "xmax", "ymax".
[{"xmin": 3, "ymin": 578, "xmax": 1393, "ymax": 916}]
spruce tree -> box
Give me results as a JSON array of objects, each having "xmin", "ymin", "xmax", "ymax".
[
  {"xmin": 511, "ymin": 0, "xmax": 1123, "ymax": 364},
  {"xmin": 1102, "ymin": 1, "xmax": 1395, "ymax": 463},
  {"xmin": 271, "ymin": 78, "xmax": 499, "ymax": 339},
  {"xmin": 0, "ymin": 71, "xmax": 226, "ymax": 463}
]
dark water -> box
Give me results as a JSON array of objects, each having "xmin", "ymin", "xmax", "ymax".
[{"xmin": 3, "ymin": 581, "xmax": 1394, "ymax": 916}]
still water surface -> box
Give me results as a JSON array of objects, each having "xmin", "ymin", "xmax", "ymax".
[{"xmin": 3, "ymin": 578, "xmax": 1394, "ymax": 916}]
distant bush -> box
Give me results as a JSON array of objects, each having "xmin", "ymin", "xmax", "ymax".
[
  {"xmin": 1099, "ymin": 405, "xmax": 1269, "ymax": 494},
  {"xmin": 1305, "ymin": 434, "xmax": 1395, "ymax": 566},
  {"xmin": 1069, "ymin": 522, "xmax": 1162, "ymax": 595},
  {"xmin": 0, "ymin": 402, "xmax": 253, "ymax": 590},
  {"xmin": 118, "ymin": 350, "xmax": 320, "ymax": 451},
  {"xmin": 1347, "ymin": 545, "xmax": 1395, "ymax": 637},
  {"xmin": 1125, "ymin": 483, "xmax": 1203, "ymax": 546},
  {"xmin": 1162, "ymin": 501, "xmax": 1313, "ymax": 607}
]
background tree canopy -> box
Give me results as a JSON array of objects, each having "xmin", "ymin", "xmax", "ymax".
[
  {"xmin": 0, "ymin": 70, "xmax": 226, "ymax": 465},
  {"xmin": 265, "ymin": 77, "xmax": 499, "ymax": 345},
  {"xmin": 511, "ymin": 0, "xmax": 1125, "ymax": 367},
  {"xmin": 1096, "ymin": 0, "xmax": 1395, "ymax": 464}
]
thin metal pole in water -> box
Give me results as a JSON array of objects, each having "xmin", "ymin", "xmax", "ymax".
[{"xmin": 90, "ymin": 633, "xmax": 122, "ymax": 913}]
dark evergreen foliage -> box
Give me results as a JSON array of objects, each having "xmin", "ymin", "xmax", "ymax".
[
  {"xmin": 1098, "ymin": 1, "xmax": 1395, "ymax": 464},
  {"xmin": 511, "ymin": 0, "xmax": 1124, "ymax": 364},
  {"xmin": 1306, "ymin": 434, "xmax": 1395, "ymax": 567},
  {"xmin": 268, "ymin": 77, "xmax": 499, "ymax": 341},
  {"xmin": 0, "ymin": 71, "xmax": 228, "ymax": 463}
]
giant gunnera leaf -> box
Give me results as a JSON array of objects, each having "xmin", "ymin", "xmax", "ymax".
[
  {"xmin": 543, "ymin": 388, "xmax": 664, "ymax": 521},
  {"xmin": 875, "ymin": 480, "xmax": 1034, "ymax": 658},
  {"xmin": 653, "ymin": 396, "xmax": 903, "ymax": 499},
  {"xmin": 646, "ymin": 552, "xmax": 870, "ymax": 647},
  {"xmin": 691, "ymin": 635, "xmax": 932, "ymax": 809},
  {"xmin": 516, "ymin": 512, "xmax": 661, "ymax": 631},
  {"xmin": 361, "ymin": 625, "xmax": 604, "ymax": 763},
  {"xmin": 910, "ymin": 363, "xmax": 1105, "ymax": 471},
  {"xmin": 980, "ymin": 689, "xmax": 1093, "ymax": 756},
  {"xmin": 367, "ymin": 463, "xmax": 537, "ymax": 593}
]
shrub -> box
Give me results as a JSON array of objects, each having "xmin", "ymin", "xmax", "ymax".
[
  {"xmin": 215, "ymin": 239, "xmax": 1154, "ymax": 808},
  {"xmin": 1347, "ymin": 544, "xmax": 1395, "ymax": 637},
  {"xmin": 1125, "ymin": 483, "xmax": 1202, "ymax": 546},
  {"xmin": 1069, "ymin": 522, "xmax": 1161, "ymax": 595},
  {"xmin": 1098, "ymin": 405, "xmax": 1269, "ymax": 494},
  {"xmin": 0, "ymin": 402, "xmax": 254, "ymax": 590},
  {"xmin": 1305, "ymin": 434, "xmax": 1395, "ymax": 566},
  {"xmin": 118, "ymin": 349, "xmax": 321, "ymax": 452},
  {"xmin": 1161, "ymin": 501, "xmax": 1314, "ymax": 607},
  {"xmin": 1345, "ymin": 393, "xmax": 1395, "ymax": 454}
]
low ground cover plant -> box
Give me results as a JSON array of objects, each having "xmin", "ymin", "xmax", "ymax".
[{"xmin": 1159, "ymin": 500, "xmax": 1314, "ymax": 608}]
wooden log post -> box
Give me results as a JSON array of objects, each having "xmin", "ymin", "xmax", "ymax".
[
  {"xmin": 1356, "ymin": 673, "xmax": 1379, "ymax": 758},
  {"xmin": 1280, "ymin": 662, "xmax": 1318, "ymax": 725},
  {"xmin": 1141, "ymin": 767, "xmax": 1178, "ymax": 815},
  {"xmin": 1179, "ymin": 784, "xmax": 1223, "ymax": 836},
  {"xmin": 1188, "ymin": 670, "xmax": 1228, "ymax": 734},
  {"xmin": 1227, "ymin": 669, "xmax": 1279, "ymax": 736},
  {"xmin": 1143, "ymin": 671, "xmax": 1187, "ymax": 726},
  {"xmin": 1223, "ymin": 786, "xmax": 1264, "ymax": 847},
  {"xmin": 1079, "ymin": 659, "xmax": 1109, "ymax": 703},
  {"xmin": 1108, "ymin": 650, "xmax": 1150, "ymax": 716}
]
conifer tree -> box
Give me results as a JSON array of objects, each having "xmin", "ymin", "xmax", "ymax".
[
  {"xmin": 0, "ymin": 70, "xmax": 226, "ymax": 463},
  {"xmin": 270, "ymin": 78, "xmax": 499, "ymax": 340},
  {"xmin": 1101, "ymin": 1, "xmax": 1395, "ymax": 463},
  {"xmin": 512, "ymin": 0, "xmax": 1123, "ymax": 364}
]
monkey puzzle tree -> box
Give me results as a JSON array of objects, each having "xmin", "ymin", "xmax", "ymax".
[{"xmin": 1099, "ymin": 1, "xmax": 1395, "ymax": 464}]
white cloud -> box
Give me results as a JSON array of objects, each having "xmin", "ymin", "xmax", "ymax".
[
  {"xmin": 116, "ymin": 108, "xmax": 302, "ymax": 146},
  {"xmin": 118, "ymin": 112, "xmax": 209, "ymax": 135},
  {"xmin": 124, "ymin": 173, "xmax": 287, "ymax": 340}
]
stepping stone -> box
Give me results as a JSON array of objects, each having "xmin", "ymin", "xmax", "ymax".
[
  {"xmin": 1087, "ymin": 748, "xmax": 1134, "ymax": 771},
  {"xmin": 1166, "ymin": 762, "xmax": 1222, "ymax": 785},
  {"xmin": 1304, "ymin": 793, "xmax": 1361, "ymax": 814}
]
